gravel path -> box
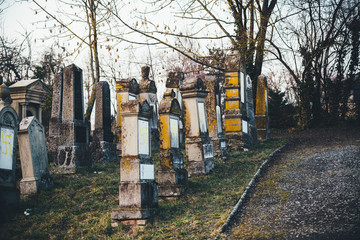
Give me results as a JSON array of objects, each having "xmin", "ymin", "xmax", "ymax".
[{"xmin": 223, "ymin": 127, "xmax": 360, "ymax": 240}]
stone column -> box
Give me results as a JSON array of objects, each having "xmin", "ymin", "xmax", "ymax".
[
  {"xmin": 90, "ymin": 81, "xmax": 117, "ymax": 164},
  {"xmin": 158, "ymin": 91, "xmax": 187, "ymax": 197},
  {"xmin": 245, "ymin": 75, "xmax": 258, "ymax": 145},
  {"xmin": 18, "ymin": 117, "xmax": 53, "ymax": 195},
  {"xmin": 138, "ymin": 66, "xmax": 159, "ymax": 150},
  {"xmin": 255, "ymin": 75, "xmax": 270, "ymax": 140},
  {"xmin": 111, "ymin": 100, "xmax": 158, "ymax": 226},
  {"xmin": 180, "ymin": 77, "xmax": 215, "ymax": 177},
  {"xmin": 115, "ymin": 78, "xmax": 139, "ymax": 157},
  {"xmin": 0, "ymin": 78, "xmax": 19, "ymax": 208},
  {"xmin": 52, "ymin": 64, "xmax": 91, "ymax": 173}
]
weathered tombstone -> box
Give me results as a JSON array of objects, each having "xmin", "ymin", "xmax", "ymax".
[
  {"xmin": 138, "ymin": 66, "xmax": 160, "ymax": 150},
  {"xmin": 180, "ymin": 77, "xmax": 215, "ymax": 177},
  {"xmin": 204, "ymin": 71, "xmax": 228, "ymax": 159},
  {"xmin": 18, "ymin": 117, "xmax": 53, "ymax": 195},
  {"xmin": 158, "ymin": 90, "xmax": 187, "ymax": 197},
  {"xmin": 0, "ymin": 78, "xmax": 19, "ymax": 207},
  {"xmin": 90, "ymin": 81, "xmax": 117, "ymax": 163},
  {"xmin": 9, "ymin": 79, "xmax": 50, "ymax": 123},
  {"xmin": 48, "ymin": 64, "xmax": 91, "ymax": 173},
  {"xmin": 223, "ymin": 61, "xmax": 247, "ymax": 151},
  {"xmin": 244, "ymin": 75, "xmax": 258, "ymax": 146},
  {"xmin": 111, "ymin": 100, "xmax": 158, "ymax": 226},
  {"xmin": 115, "ymin": 78, "xmax": 139, "ymax": 157},
  {"xmin": 255, "ymin": 75, "xmax": 270, "ymax": 140}
]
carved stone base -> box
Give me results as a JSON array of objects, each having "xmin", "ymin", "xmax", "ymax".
[
  {"xmin": 90, "ymin": 141, "xmax": 117, "ymax": 164},
  {"xmin": 224, "ymin": 132, "xmax": 245, "ymax": 152},
  {"xmin": 55, "ymin": 144, "xmax": 91, "ymax": 173},
  {"xmin": 158, "ymin": 169, "xmax": 187, "ymax": 197},
  {"xmin": 20, "ymin": 175, "xmax": 54, "ymax": 195}
]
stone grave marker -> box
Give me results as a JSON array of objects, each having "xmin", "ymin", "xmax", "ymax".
[
  {"xmin": 180, "ymin": 77, "xmax": 215, "ymax": 177},
  {"xmin": 0, "ymin": 78, "xmax": 19, "ymax": 207},
  {"xmin": 90, "ymin": 81, "xmax": 117, "ymax": 163},
  {"xmin": 158, "ymin": 90, "xmax": 187, "ymax": 197},
  {"xmin": 255, "ymin": 75, "xmax": 270, "ymax": 140},
  {"xmin": 244, "ymin": 75, "xmax": 258, "ymax": 146},
  {"xmin": 111, "ymin": 100, "xmax": 158, "ymax": 226},
  {"xmin": 18, "ymin": 116, "xmax": 53, "ymax": 195}
]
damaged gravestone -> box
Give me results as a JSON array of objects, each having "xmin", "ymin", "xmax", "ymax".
[
  {"xmin": 111, "ymin": 100, "xmax": 158, "ymax": 226},
  {"xmin": 158, "ymin": 90, "xmax": 187, "ymax": 197},
  {"xmin": 0, "ymin": 77, "xmax": 19, "ymax": 208},
  {"xmin": 180, "ymin": 77, "xmax": 215, "ymax": 177},
  {"xmin": 90, "ymin": 81, "xmax": 117, "ymax": 163},
  {"xmin": 18, "ymin": 117, "xmax": 53, "ymax": 195},
  {"xmin": 255, "ymin": 75, "xmax": 270, "ymax": 140}
]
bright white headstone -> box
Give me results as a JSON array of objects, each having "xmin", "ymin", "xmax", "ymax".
[
  {"xmin": 140, "ymin": 164, "xmax": 155, "ymax": 180},
  {"xmin": 170, "ymin": 118, "xmax": 179, "ymax": 148},
  {"xmin": 198, "ymin": 102, "xmax": 207, "ymax": 133},
  {"xmin": 216, "ymin": 105, "xmax": 222, "ymax": 134},
  {"xmin": 242, "ymin": 120, "xmax": 248, "ymax": 134},
  {"xmin": 138, "ymin": 119, "xmax": 150, "ymax": 155},
  {"xmin": 0, "ymin": 127, "xmax": 15, "ymax": 170},
  {"xmin": 241, "ymin": 73, "xmax": 245, "ymax": 103}
]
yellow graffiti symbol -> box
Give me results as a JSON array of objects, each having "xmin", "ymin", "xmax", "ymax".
[
  {"xmin": 2, "ymin": 132, "xmax": 12, "ymax": 157},
  {"xmin": 139, "ymin": 126, "xmax": 148, "ymax": 146}
]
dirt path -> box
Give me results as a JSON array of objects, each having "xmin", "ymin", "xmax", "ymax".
[{"xmin": 223, "ymin": 126, "xmax": 360, "ymax": 240}]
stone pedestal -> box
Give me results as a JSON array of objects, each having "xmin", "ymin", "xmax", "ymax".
[
  {"xmin": 158, "ymin": 92, "xmax": 188, "ymax": 197},
  {"xmin": 255, "ymin": 75, "xmax": 270, "ymax": 140},
  {"xmin": 0, "ymin": 79, "xmax": 19, "ymax": 208},
  {"xmin": 111, "ymin": 100, "xmax": 158, "ymax": 225},
  {"xmin": 48, "ymin": 64, "xmax": 91, "ymax": 173},
  {"xmin": 115, "ymin": 78, "xmax": 139, "ymax": 157},
  {"xmin": 180, "ymin": 77, "xmax": 214, "ymax": 177},
  {"xmin": 18, "ymin": 117, "xmax": 53, "ymax": 195}
]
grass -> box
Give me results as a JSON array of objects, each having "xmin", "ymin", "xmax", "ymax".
[{"xmin": 0, "ymin": 138, "xmax": 285, "ymax": 240}]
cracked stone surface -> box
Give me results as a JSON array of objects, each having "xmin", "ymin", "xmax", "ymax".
[{"xmin": 224, "ymin": 126, "xmax": 360, "ymax": 240}]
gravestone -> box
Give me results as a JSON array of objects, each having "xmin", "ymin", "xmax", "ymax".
[
  {"xmin": 115, "ymin": 78, "xmax": 139, "ymax": 157},
  {"xmin": 18, "ymin": 117, "xmax": 53, "ymax": 195},
  {"xmin": 111, "ymin": 100, "xmax": 158, "ymax": 226},
  {"xmin": 48, "ymin": 64, "xmax": 91, "ymax": 173},
  {"xmin": 244, "ymin": 75, "xmax": 258, "ymax": 146},
  {"xmin": 158, "ymin": 91, "xmax": 187, "ymax": 197},
  {"xmin": 180, "ymin": 77, "xmax": 215, "ymax": 177},
  {"xmin": 0, "ymin": 77, "xmax": 19, "ymax": 208},
  {"xmin": 204, "ymin": 71, "xmax": 228, "ymax": 159},
  {"xmin": 139, "ymin": 66, "xmax": 159, "ymax": 150},
  {"xmin": 90, "ymin": 81, "xmax": 116, "ymax": 163},
  {"xmin": 255, "ymin": 75, "xmax": 270, "ymax": 140},
  {"xmin": 166, "ymin": 72, "xmax": 185, "ymax": 143}
]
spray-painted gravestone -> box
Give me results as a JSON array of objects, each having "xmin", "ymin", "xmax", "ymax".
[
  {"xmin": 180, "ymin": 77, "xmax": 214, "ymax": 177},
  {"xmin": 18, "ymin": 117, "xmax": 53, "ymax": 195},
  {"xmin": 115, "ymin": 78, "xmax": 139, "ymax": 157},
  {"xmin": 158, "ymin": 91, "xmax": 187, "ymax": 197},
  {"xmin": 255, "ymin": 75, "xmax": 270, "ymax": 140},
  {"xmin": 90, "ymin": 81, "xmax": 116, "ymax": 163},
  {"xmin": 242, "ymin": 75, "xmax": 258, "ymax": 146},
  {"xmin": 0, "ymin": 79, "xmax": 19, "ymax": 207},
  {"xmin": 111, "ymin": 100, "xmax": 158, "ymax": 226},
  {"xmin": 48, "ymin": 64, "xmax": 91, "ymax": 173},
  {"xmin": 139, "ymin": 66, "xmax": 159, "ymax": 150}
]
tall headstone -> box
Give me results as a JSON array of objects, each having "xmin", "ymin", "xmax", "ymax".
[
  {"xmin": 111, "ymin": 100, "xmax": 158, "ymax": 226},
  {"xmin": 204, "ymin": 71, "xmax": 228, "ymax": 159},
  {"xmin": 166, "ymin": 72, "xmax": 185, "ymax": 143},
  {"xmin": 90, "ymin": 81, "xmax": 117, "ymax": 163},
  {"xmin": 0, "ymin": 77, "xmax": 19, "ymax": 208},
  {"xmin": 48, "ymin": 64, "xmax": 91, "ymax": 173},
  {"xmin": 115, "ymin": 78, "xmax": 139, "ymax": 157},
  {"xmin": 255, "ymin": 75, "xmax": 270, "ymax": 140},
  {"xmin": 158, "ymin": 91, "xmax": 187, "ymax": 197},
  {"xmin": 18, "ymin": 117, "xmax": 53, "ymax": 195},
  {"xmin": 138, "ymin": 66, "xmax": 159, "ymax": 150},
  {"xmin": 245, "ymin": 75, "xmax": 258, "ymax": 145},
  {"xmin": 180, "ymin": 77, "xmax": 215, "ymax": 177}
]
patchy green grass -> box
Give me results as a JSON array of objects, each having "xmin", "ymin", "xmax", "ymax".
[{"xmin": 0, "ymin": 138, "xmax": 285, "ymax": 240}]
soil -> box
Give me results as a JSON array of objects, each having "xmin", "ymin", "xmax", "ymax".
[{"xmin": 223, "ymin": 124, "xmax": 360, "ymax": 240}]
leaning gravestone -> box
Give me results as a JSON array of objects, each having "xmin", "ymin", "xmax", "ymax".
[
  {"xmin": 0, "ymin": 77, "xmax": 19, "ymax": 208},
  {"xmin": 158, "ymin": 90, "xmax": 187, "ymax": 197},
  {"xmin": 90, "ymin": 81, "xmax": 116, "ymax": 163},
  {"xmin": 111, "ymin": 100, "xmax": 158, "ymax": 226},
  {"xmin": 48, "ymin": 64, "xmax": 91, "ymax": 173},
  {"xmin": 180, "ymin": 77, "xmax": 215, "ymax": 177},
  {"xmin": 18, "ymin": 117, "xmax": 53, "ymax": 195}
]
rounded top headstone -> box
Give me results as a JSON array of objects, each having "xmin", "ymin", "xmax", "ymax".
[{"xmin": 0, "ymin": 77, "xmax": 11, "ymax": 101}]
